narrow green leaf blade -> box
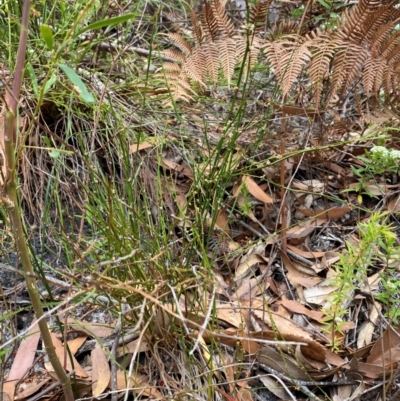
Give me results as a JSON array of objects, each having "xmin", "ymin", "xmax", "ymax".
[
  {"xmin": 40, "ymin": 24, "xmax": 54, "ymax": 51},
  {"xmin": 43, "ymin": 71, "xmax": 57, "ymax": 95},
  {"xmin": 26, "ymin": 63, "xmax": 39, "ymax": 97},
  {"xmin": 58, "ymin": 64, "xmax": 95, "ymax": 103},
  {"xmin": 77, "ymin": 13, "xmax": 135, "ymax": 36},
  {"xmin": 317, "ymin": 0, "xmax": 331, "ymax": 9}
]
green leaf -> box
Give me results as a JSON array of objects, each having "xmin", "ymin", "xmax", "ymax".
[
  {"xmin": 77, "ymin": 13, "xmax": 135, "ymax": 36},
  {"xmin": 317, "ymin": 0, "xmax": 331, "ymax": 9},
  {"xmin": 49, "ymin": 150, "xmax": 60, "ymax": 158},
  {"xmin": 44, "ymin": 71, "xmax": 57, "ymax": 94},
  {"xmin": 26, "ymin": 62, "xmax": 39, "ymax": 97},
  {"xmin": 40, "ymin": 24, "xmax": 54, "ymax": 51},
  {"xmin": 58, "ymin": 64, "xmax": 95, "ymax": 103}
]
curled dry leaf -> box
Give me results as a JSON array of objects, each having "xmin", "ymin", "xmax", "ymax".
[
  {"xmin": 45, "ymin": 361, "xmax": 91, "ymax": 393},
  {"xmin": 215, "ymin": 303, "xmax": 245, "ymax": 328},
  {"xmin": 91, "ymin": 343, "xmax": 111, "ymax": 397},
  {"xmin": 213, "ymin": 269, "xmax": 229, "ymax": 295},
  {"xmin": 295, "ymin": 206, "xmax": 351, "ymax": 219},
  {"xmin": 162, "ymin": 158, "xmax": 193, "ymax": 179},
  {"xmin": 67, "ymin": 335, "xmax": 87, "ymax": 355},
  {"xmin": 237, "ymin": 388, "xmax": 253, "ymax": 401},
  {"xmin": 15, "ymin": 378, "xmax": 50, "ymax": 400},
  {"xmin": 235, "ymin": 253, "xmax": 268, "ymax": 284},
  {"xmin": 257, "ymin": 346, "xmax": 314, "ymax": 381},
  {"xmin": 67, "ymin": 319, "xmax": 114, "ymax": 338},
  {"xmin": 280, "ymin": 299, "xmax": 325, "ymax": 323},
  {"xmin": 239, "ymin": 329, "xmax": 261, "ymax": 355},
  {"xmin": 292, "ymin": 179, "xmax": 325, "ymax": 192},
  {"xmin": 289, "ymin": 275, "xmax": 324, "ymax": 288},
  {"xmin": 366, "ymin": 325, "xmax": 400, "ymax": 368},
  {"xmin": 113, "ymin": 370, "xmax": 163, "ymax": 398},
  {"xmin": 223, "ymin": 353, "xmax": 235, "ymax": 393},
  {"xmin": 295, "ymin": 344, "xmax": 326, "ymax": 370},
  {"xmin": 359, "ymin": 272, "xmax": 381, "ymax": 294},
  {"xmin": 349, "ymin": 181, "xmax": 397, "ymax": 196},
  {"xmin": 215, "ymin": 208, "xmax": 229, "ymax": 231},
  {"xmin": 280, "ymin": 251, "xmax": 306, "ymax": 302},
  {"xmin": 388, "ymin": 193, "xmax": 400, "ymax": 211},
  {"xmin": 258, "ymin": 375, "xmax": 291, "ymax": 400},
  {"xmin": 232, "ymin": 276, "xmax": 270, "ymax": 301},
  {"xmin": 129, "ymin": 137, "xmax": 162, "ymax": 153},
  {"xmin": 129, "ymin": 140, "xmax": 154, "ymax": 153},
  {"xmin": 49, "ymin": 333, "xmax": 88, "ymax": 377},
  {"xmin": 259, "ymin": 312, "xmax": 326, "ymax": 361},
  {"xmin": 241, "ymin": 175, "xmax": 274, "ymax": 203},
  {"xmin": 303, "ymin": 279, "xmax": 337, "ymax": 305},
  {"xmin": 2, "ymin": 323, "xmax": 40, "ymax": 401},
  {"xmin": 286, "ymin": 244, "xmax": 325, "ymax": 259},
  {"xmin": 286, "ymin": 220, "xmax": 316, "ymax": 242},
  {"xmin": 357, "ymin": 303, "xmax": 381, "ymax": 349},
  {"xmin": 321, "ymin": 251, "xmax": 341, "ymax": 268}
]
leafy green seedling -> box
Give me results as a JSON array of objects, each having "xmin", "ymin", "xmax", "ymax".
[
  {"xmin": 58, "ymin": 63, "xmax": 95, "ymax": 103},
  {"xmin": 77, "ymin": 13, "xmax": 136, "ymax": 35},
  {"xmin": 40, "ymin": 24, "xmax": 54, "ymax": 51}
]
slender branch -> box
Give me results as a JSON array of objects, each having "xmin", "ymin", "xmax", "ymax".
[{"xmin": 2, "ymin": 2, "xmax": 74, "ymax": 401}]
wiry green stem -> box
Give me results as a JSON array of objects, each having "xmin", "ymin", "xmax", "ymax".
[{"xmin": 3, "ymin": 2, "xmax": 73, "ymax": 400}]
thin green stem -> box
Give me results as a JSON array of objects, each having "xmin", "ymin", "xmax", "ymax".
[{"xmin": 3, "ymin": 2, "xmax": 73, "ymax": 400}]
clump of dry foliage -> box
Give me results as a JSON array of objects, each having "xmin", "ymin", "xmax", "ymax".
[{"xmin": 161, "ymin": 0, "xmax": 400, "ymax": 113}]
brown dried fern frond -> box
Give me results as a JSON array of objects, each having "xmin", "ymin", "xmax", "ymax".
[
  {"xmin": 326, "ymin": 0, "xmax": 400, "ymax": 105},
  {"xmin": 160, "ymin": 0, "xmax": 274, "ymax": 103},
  {"xmin": 267, "ymin": 20, "xmax": 299, "ymax": 38},
  {"xmin": 265, "ymin": 0, "xmax": 400, "ymax": 110},
  {"xmin": 162, "ymin": 62, "xmax": 182, "ymax": 73},
  {"xmin": 162, "ymin": 49, "xmax": 187, "ymax": 63},
  {"xmin": 327, "ymin": 44, "xmax": 370, "ymax": 104},
  {"xmin": 190, "ymin": 9, "xmax": 204, "ymax": 46},
  {"xmin": 338, "ymin": 1, "xmax": 399, "ymax": 44},
  {"xmin": 234, "ymin": 0, "xmax": 273, "ymax": 74},
  {"xmin": 263, "ymin": 34, "xmax": 310, "ymax": 98},
  {"xmin": 236, "ymin": 34, "xmax": 265, "ymax": 76},
  {"xmin": 164, "ymin": 33, "xmax": 193, "ymax": 55},
  {"xmin": 215, "ymin": 37, "xmax": 237, "ymax": 84},
  {"xmin": 211, "ymin": 0, "xmax": 235, "ymax": 38},
  {"xmin": 200, "ymin": 1, "xmax": 221, "ymax": 41},
  {"xmin": 182, "ymin": 49, "xmax": 207, "ymax": 86},
  {"xmin": 337, "ymin": 0, "xmax": 380, "ymax": 43},
  {"xmin": 363, "ymin": 56, "xmax": 386, "ymax": 96},
  {"xmin": 263, "ymin": 39, "xmax": 289, "ymax": 81},
  {"xmin": 162, "ymin": 69, "xmax": 197, "ymax": 103},
  {"xmin": 280, "ymin": 39, "xmax": 311, "ymax": 97},
  {"xmin": 202, "ymin": 42, "xmax": 220, "ymax": 82},
  {"xmin": 250, "ymin": 0, "xmax": 273, "ymax": 33}
]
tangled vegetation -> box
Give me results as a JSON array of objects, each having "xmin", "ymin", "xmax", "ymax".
[{"xmin": 2, "ymin": 1, "xmax": 400, "ymax": 400}]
